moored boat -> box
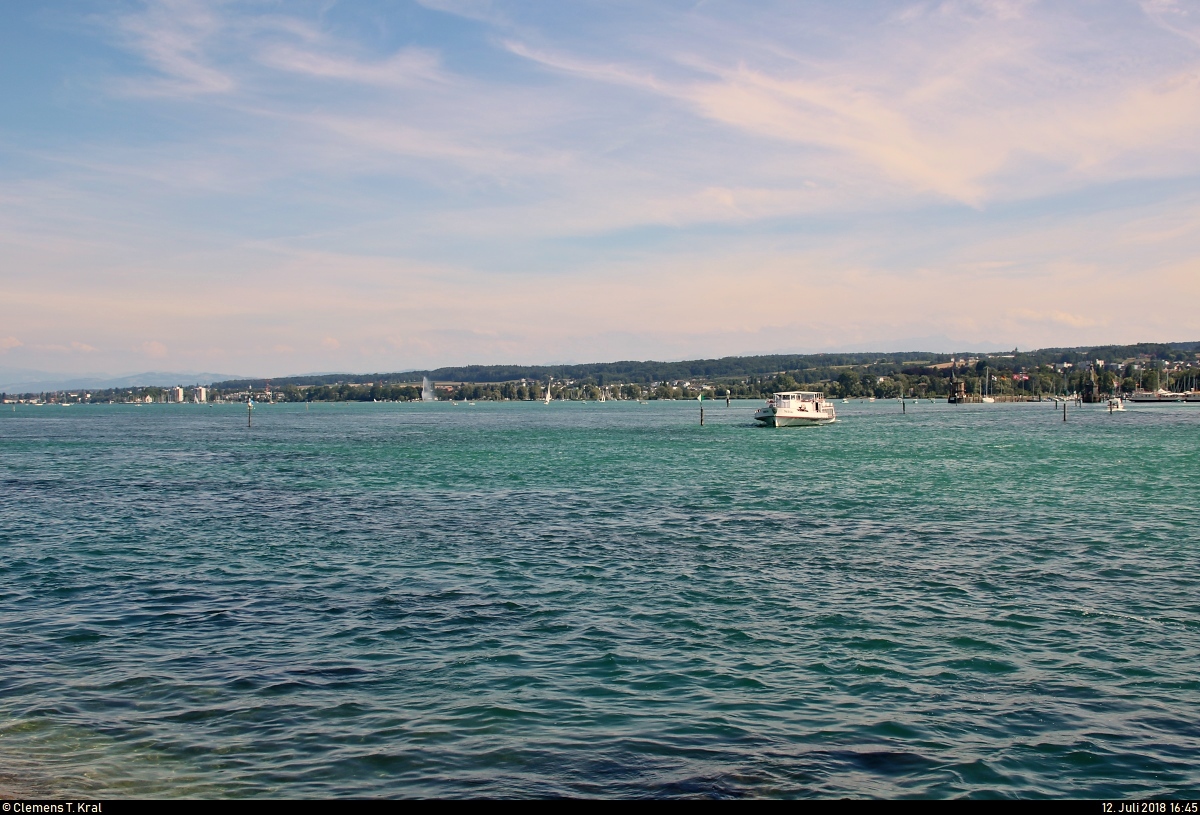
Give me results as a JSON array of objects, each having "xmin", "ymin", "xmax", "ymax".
[
  {"xmin": 754, "ymin": 391, "xmax": 836, "ymax": 426},
  {"xmin": 1128, "ymin": 389, "xmax": 1183, "ymax": 403}
]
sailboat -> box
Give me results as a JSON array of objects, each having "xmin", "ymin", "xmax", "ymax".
[
  {"xmin": 544, "ymin": 379, "xmax": 553, "ymax": 405},
  {"xmin": 981, "ymin": 367, "xmax": 995, "ymax": 403}
]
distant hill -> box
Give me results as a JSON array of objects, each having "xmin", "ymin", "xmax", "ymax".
[
  {"xmin": 8, "ymin": 341, "xmax": 1195, "ymax": 396},
  {"xmin": 209, "ymin": 341, "xmax": 1199, "ymax": 390},
  {"xmin": 211, "ymin": 353, "xmax": 938, "ymax": 390},
  {"xmin": 0, "ymin": 369, "xmax": 244, "ymax": 394}
]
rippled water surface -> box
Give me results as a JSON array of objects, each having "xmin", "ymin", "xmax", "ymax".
[{"xmin": 2, "ymin": 400, "xmax": 1198, "ymax": 798}]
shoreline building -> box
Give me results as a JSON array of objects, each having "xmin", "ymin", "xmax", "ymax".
[
  {"xmin": 193, "ymin": 387, "xmax": 207, "ymax": 404},
  {"xmin": 170, "ymin": 386, "xmax": 185, "ymax": 403}
]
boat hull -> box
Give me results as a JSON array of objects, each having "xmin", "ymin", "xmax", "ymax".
[
  {"xmin": 754, "ymin": 391, "xmax": 836, "ymax": 426},
  {"xmin": 1128, "ymin": 395, "xmax": 1184, "ymax": 403},
  {"xmin": 753, "ymin": 409, "xmax": 835, "ymax": 426}
]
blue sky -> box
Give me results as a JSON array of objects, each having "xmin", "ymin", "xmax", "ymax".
[{"xmin": 2, "ymin": 0, "xmax": 1200, "ymax": 376}]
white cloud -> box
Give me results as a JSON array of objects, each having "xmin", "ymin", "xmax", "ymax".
[
  {"xmin": 1140, "ymin": 0, "xmax": 1200, "ymax": 46},
  {"xmin": 141, "ymin": 340, "xmax": 168, "ymax": 358},
  {"xmin": 115, "ymin": 0, "xmax": 235, "ymax": 95},
  {"xmin": 257, "ymin": 45, "xmax": 446, "ymax": 87},
  {"xmin": 505, "ymin": 3, "xmax": 1200, "ymax": 206},
  {"xmin": 413, "ymin": 0, "xmax": 508, "ymax": 25}
]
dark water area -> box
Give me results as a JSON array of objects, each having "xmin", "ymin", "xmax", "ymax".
[{"xmin": 1, "ymin": 399, "xmax": 1198, "ymax": 798}]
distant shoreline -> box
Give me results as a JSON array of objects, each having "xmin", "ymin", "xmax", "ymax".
[
  {"xmin": 4, "ymin": 341, "xmax": 1198, "ymax": 396},
  {"xmin": 4, "ymin": 341, "xmax": 1198, "ymax": 404}
]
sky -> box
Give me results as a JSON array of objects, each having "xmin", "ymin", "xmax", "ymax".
[{"xmin": 2, "ymin": 0, "xmax": 1200, "ymax": 377}]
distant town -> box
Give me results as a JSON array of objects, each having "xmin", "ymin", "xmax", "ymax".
[{"xmin": 4, "ymin": 341, "xmax": 1198, "ymax": 405}]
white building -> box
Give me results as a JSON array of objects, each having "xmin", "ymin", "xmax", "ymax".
[
  {"xmin": 193, "ymin": 387, "xmax": 207, "ymax": 403},
  {"xmin": 170, "ymin": 386, "xmax": 185, "ymax": 403}
]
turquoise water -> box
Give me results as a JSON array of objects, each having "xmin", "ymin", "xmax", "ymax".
[{"xmin": 1, "ymin": 399, "xmax": 1198, "ymax": 798}]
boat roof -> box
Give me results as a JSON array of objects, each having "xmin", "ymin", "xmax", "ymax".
[{"xmin": 774, "ymin": 391, "xmax": 822, "ymax": 397}]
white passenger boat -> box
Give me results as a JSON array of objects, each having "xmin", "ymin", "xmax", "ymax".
[{"xmin": 754, "ymin": 391, "xmax": 836, "ymax": 426}]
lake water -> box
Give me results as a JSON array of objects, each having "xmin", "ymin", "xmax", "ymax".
[{"xmin": 1, "ymin": 399, "xmax": 1198, "ymax": 798}]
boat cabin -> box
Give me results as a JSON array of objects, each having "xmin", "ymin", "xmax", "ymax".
[{"xmin": 770, "ymin": 391, "xmax": 823, "ymax": 409}]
